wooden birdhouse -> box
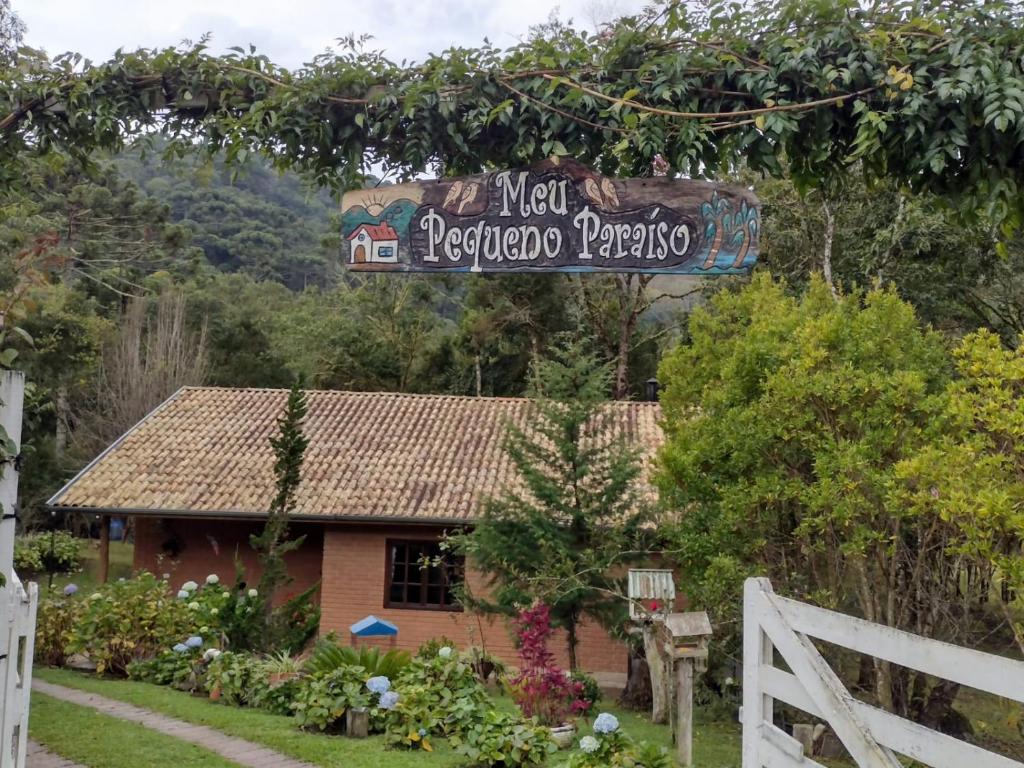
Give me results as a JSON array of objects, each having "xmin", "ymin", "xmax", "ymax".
[{"xmin": 664, "ymin": 611, "xmax": 713, "ymax": 671}]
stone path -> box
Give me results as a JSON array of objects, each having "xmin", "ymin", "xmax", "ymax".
[
  {"xmin": 26, "ymin": 742, "xmax": 86, "ymax": 768},
  {"xmin": 32, "ymin": 680, "xmax": 319, "ymax": 768}
]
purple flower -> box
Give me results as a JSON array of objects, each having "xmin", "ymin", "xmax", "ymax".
[
  {"xmin": 63, "ymin": 583, "xmax": 78, "ymax": 596},
  {"xmin": 378, "ymin": 691, "xmax": 400, "ymax": 710}
]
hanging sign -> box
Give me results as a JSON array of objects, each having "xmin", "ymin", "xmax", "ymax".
[{"xmin": 340, "ymin": 158, "xmax": 759, "ymax": 274}]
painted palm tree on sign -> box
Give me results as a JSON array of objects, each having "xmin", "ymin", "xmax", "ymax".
[
  {"xmin": 700, "ymin": 192, "xmax": 732, "ymax": 269},
  {"xmin": 728, "ymin": 200, "xmax": 759, "ymax": 269}
]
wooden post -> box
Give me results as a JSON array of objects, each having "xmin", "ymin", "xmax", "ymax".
[
  {"xmin": 98, "ymin": 515, "xmax": 111, "ymax": 584},
  {"xmin": 0, "ymin": 371, "xmax": 25, "ymax": 586},
  {"xmin": 675, "ymin": 657, "xmax": 694, "ymax": 767}
]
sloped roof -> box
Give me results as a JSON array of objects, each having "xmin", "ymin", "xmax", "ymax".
[
  {"xmin": 347, "ymin": 223, "xmax": 399, "ymax": 241},
  {"xmin": 48, "ymin": 387, "xmax": 663, "ymax": 523}
]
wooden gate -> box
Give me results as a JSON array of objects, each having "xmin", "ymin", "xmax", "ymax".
[
  {"xmin": 741, "ymin": 577, "xmax": 1024, "ymax": 768},
  {"xmin": 0, "ymin": 574, "xmax": 38, "ymax": 768}
]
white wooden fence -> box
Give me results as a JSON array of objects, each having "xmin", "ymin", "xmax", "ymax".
[
  {"xmin": 0, "ymin": 574, "xmax": 37, "ymax": 768},
  {"xmin": 0, "ymin": 370, "xmax": 35, "ymax": 768},
  {"xmin": 742, "ymin": 577, "xmax": 1024, "ymax": 768}
]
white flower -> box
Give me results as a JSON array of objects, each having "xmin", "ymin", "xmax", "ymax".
[
  {"xmin": 187, "ymin": 601, "xmax": 200, "ymax": 611},
  {"xmin": 177, "ymin": 590, "xmax": 190, "ymax": 599},
  {"xmin": 438, "ymin": 646, "xmax": 453, "ymax": 659},
  {"xmin": 206, "ymin": 574, "xmax": 219, "ymax": 585},
  {"xmin": 593, "ymin": 713, "xmax": 619, "ymax": 735},
  {"xmin": 203, "ymin": 648, "xmax": 222, "ymax": 662},
  {"xmin": 162, "ymin": 573, "xmax": 171, "ymax": 580},
  {"xmin": 210, "ymin": 608, "xmax": 219, "ymax": 616},
  {"xmin": 579, "ymin": 736, "xmax": 600, "ymax": 753},
  {"xmin": 181, "ymin": 581, "xmax": 198, "ymax": 592},
  {"xmin": 248, "ymin": 588, "xmax": 258, "ymax": 598},
  {"xmin": 89, "ymin": 592, "xmax": 103, "ymax": 600},
  {"xmin": 221, "ymin": 591, "xmax": 230, "ymax": 600}
]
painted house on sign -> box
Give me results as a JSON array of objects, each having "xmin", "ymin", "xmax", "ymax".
[{"xmin": 348, "ymin": 223, "xmax": 399, "ymax": 264}]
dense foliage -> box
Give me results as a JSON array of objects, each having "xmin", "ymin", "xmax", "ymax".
[
  {"xmin": 6, "ymin": 1, "xmax": 1024, "ymax": 236},
  {"xmin": 657, "ymin": 274, "xmax": 1022, "ymax": 724}
]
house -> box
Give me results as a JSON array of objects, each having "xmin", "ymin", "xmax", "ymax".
[
  {"xmin": 347, "ymin": 223, "xmax": 399, "ymax": 263},
  {"xmin": 47, "ymin": 387, "xmax": 663, "ymax": 687}
]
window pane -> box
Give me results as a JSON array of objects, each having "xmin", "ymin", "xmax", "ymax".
[
  {"xmin": 389, "ymin": 583, "xmax": 405, "ymax": 604},
  {"xmin": 426, "ymin": 585, "xmax": 442, "ymax": 605}
]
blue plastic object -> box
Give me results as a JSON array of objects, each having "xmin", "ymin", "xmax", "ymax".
[{"xmin": 349, "ymin": 615, "xmax": 398, "ymax": 637}]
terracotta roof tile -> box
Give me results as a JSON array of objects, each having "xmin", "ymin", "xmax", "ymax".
[{"xmin": 49, "ymin": 387, "xmax": 663, "ymax": 522}]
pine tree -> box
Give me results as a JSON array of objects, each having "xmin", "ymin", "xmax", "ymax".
[
  {"xmin": 251, "ymin": 382, "xmax": 309, "ymax": 641},
  {"xmin": 455, "ymin": 338, "xmax": 653, "ymax": 669}
]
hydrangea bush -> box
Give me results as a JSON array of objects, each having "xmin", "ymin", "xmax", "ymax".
[
  {"xmin": 64, "ymin": 572, "xmax": 192, "ymax": 675},
  {"xmin": 565, "ymin": 714, "xmax": 672, "ymax": 768}
]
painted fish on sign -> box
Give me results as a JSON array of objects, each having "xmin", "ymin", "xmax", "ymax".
[{"xmin": 341, "ymin": 158, "xmax": 759, "ymax": 274}]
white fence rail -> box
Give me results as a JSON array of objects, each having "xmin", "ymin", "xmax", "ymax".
[
  {"xmin": 0, "ymin": 573, "xmax": 38, "ymax": 768},
  {"xmin": 742, "ymin": 577, "xmax": 1024, "ymax": 768}
]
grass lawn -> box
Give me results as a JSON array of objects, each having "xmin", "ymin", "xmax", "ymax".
[
  {"xmin": 35, "ymin": 667, "xmax": 744, "ymax": 767},
  {"xmin": 29, "ymin": 691, "xmax": 238, "ymax": 768}
]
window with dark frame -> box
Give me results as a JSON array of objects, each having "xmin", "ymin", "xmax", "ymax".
[{"xmin": 385, "ymin": 539, "xmax": 464, "ymax": 611}]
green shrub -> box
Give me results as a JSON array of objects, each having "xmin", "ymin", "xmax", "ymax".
[
  {"xmin": 303, "ymin": 639, "xmax": 410, "ymax": 679},
  {"xmin": 128, "ymin": 649, "xmax": 202, "ymax": 689},
  {"xmin": 384, "ymin": 647, "xmax": 491, "ymax": 748},
  {"xmin": 14, "ymin": 531, "xmax": 81, "ymax": 575},
  {"xmin": 34, "ymin": 590, "xmax": 85, "ymax": 666},
  {"xmin": 290, "ymin": 665, "xmax": 368, "ymax": 732},
  {"xmin": 449, "ymin": 710, "xmax": 555, "ymax": 767},
  {"xmin": 205, "ymin": 651, "xmax": 265, "ymax": 706},
  {"xmin": 65, "ymin": 573, "xmax": 192, "ymax": 675}
]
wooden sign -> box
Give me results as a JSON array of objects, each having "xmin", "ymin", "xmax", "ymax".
[{"xmin": 341, "ymin": 158, "xmax": 759, "ymax": 274}]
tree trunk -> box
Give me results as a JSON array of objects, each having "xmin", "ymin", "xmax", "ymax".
[
  {"xmin": 567, "ymin": 617, "xmax": 578, "ymax": 671},
  {"xmin": 619, "ymin": 645, "xmax": 653, "ymax": 710},
  {"xmin": 642, "ymin": 624, "xmax": 670, "ymax": 724},
  {"xmin": 821, "ymin": 198, "xmax": 837, "ymax": 298},
  {"xmin": 55, "ymin": 384, "xmax": 69, "ymax": 459}
]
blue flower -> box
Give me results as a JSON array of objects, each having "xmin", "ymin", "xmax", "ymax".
[
  {"xmin": 177, "ymin": 590, "xmax": 190, "ymax": 599},
  {"xmin": 418, "ymin": 728, "xmax": 427, "ymax": 737},
  {"xmin": 378, "ymin": 691, "xmax": 400, "ymax": 710},
  {"xmin": 172, "ymin": 643, "xmax": 189, "ymax": 653},
  {"xmin": 366, "ymin": 676, "xmax": 391, "ymax": 694},
  {"xmin": 63, "ymin": 583, "xmax": 78, "ymax": 596},
  {"xmin": 593, "ymin": 713, "xmax": 619, "ymax": 734},
  {"xmin": 185, "ymin": 636, "xmax": 203, "ymax": 649}
]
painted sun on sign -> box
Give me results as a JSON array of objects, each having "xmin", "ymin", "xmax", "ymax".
[{"xmin": 340, "ymin": 158, "xmax": 760, "ymax": 274}]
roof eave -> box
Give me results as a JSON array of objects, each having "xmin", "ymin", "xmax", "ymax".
[{"xmin": 46, "ymin": 504, "xmax": 472, "ymax": 528}]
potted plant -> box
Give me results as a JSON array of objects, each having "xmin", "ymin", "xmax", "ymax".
[{"xmin": 508, "ymin": 604, "xmax": 590, "ymax": 748}]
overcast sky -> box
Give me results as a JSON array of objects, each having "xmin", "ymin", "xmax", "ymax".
[{"xmin": 17, "ymin": 0, "xmax": 648, "ymax": 68}]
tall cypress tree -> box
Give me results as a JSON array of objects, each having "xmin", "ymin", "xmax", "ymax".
[
  {"xmin": 251, "ymin": 382, "xmax": 309, "ymax": 641},
  {"xmin": 455, "ymin": 338, "xmax": 653, "ymax": 669}
]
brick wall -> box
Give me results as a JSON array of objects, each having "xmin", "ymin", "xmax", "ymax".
[
  {"xmin": 133, "ymin": 517, "xmax": 630, "ymax": 687},
  {"xmin": 133, "ymin": 516, "xmax": 324, "ymax": 602},
  {"xmin": 319, "ymin": 525, "xmax": 629, "ymax": 687}
]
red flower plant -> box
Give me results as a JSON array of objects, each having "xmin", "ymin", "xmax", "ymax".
[{"xmin": 509, "ymin": 603, "xmax": 590, "ymax": 726}]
